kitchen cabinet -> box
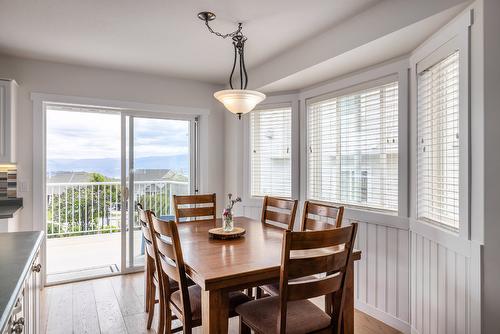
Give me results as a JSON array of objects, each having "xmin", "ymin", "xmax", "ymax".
[
  {"xmin": 0, "ymin": 232, "xmax": 43, "ymax": 334},
  {"xmin": 0, "ymin": 79, "xmax": 17, "ymax": 163}
]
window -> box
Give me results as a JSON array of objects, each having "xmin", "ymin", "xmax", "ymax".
[
  {"xmin": 307, "ymin": 81, "xmax": 399, "ymax": 211},
  {"xmin": 417, "ymin": 51, "xmax": 460, "ymax": 230},
  {"xmin": 250, "ymin": 106, "xmax": 292, "ymax": 197}
]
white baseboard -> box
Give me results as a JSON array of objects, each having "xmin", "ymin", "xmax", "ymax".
[{"xmin": 355, "ymin": 301, "xmax": 411, "ymax": 334}]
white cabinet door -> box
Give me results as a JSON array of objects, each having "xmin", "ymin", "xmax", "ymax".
[
  {"xmin": 21, "ymin": 251, "xmax": 41, "ymax": 334},
  {"xmin": 0, "ymin": 79, "xmax": 16, "ymax": 163}
]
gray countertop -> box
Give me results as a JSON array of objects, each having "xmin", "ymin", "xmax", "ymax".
[
  {"xmin": 0, "ymin": 198, "xmax": 23, "ymax": 219},
  {"xmin": 0, "ymin": 231, "xmax": 43, "ymax": 333}
]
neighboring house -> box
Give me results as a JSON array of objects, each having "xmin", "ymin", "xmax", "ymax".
[
  {"xmin": 47, "ymin": 171, "xmax": 111, "ymax": 184},
  {"xmin": 133, "ymin": 169, "xmax": 189, "ymax": 194}
]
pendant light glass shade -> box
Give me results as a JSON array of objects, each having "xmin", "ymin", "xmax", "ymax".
[{"xmin": 214, "ymin": 89, "xmax": 266, "ymax": 117}]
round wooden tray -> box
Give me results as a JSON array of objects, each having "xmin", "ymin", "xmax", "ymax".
[{"xmin": 208, "ymin": 227, "xmax": 246, "ymax": 240}]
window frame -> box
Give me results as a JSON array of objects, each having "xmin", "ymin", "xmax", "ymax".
[
  {"xmin": 409, "ymin": 12, "xmax": 471, "ymax": 240},
  {"xmin": 299, "ymin": 60, "xmax": 409, "ymax": 220},
  {"xmin": 243, "ymin": 94, "xmax": 299, "ymax": 206}
]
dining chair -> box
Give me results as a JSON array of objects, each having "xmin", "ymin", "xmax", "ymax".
[
  {"xmin": 260, "ymin": 201, "xmax": 345, "ymax": 297},
  {"xmin": 173, "ymin": 193, "xmax": 216, "ymax": 222},
  {"xmin": 301, "ymin": 201, "xmax": 344, "ymax": 231},
  {"xmin": 151, "ymin": 214, "xmax": 251, "ymax": 334},
  {"xmin": 236, "ymin": 223, "xmax": 358, "ymax": 334},
  {"xmin": 258, "ymin": 196, "xmax": 298, "ymax": 298},
  {"xmin": 137, "ymin": 203, "xmax": 168, "ymax": 333},
  {"xmin": 260, "ymin": 196, "xmax": 298, "ymax": 230}
]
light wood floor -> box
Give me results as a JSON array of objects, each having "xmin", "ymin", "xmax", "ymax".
[{"xmin": 41, "ymin": 272, "xmax": 401, "ymax": 334}]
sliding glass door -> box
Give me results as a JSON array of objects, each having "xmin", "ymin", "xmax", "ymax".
[
  {"xmin": 45, "ymin": 105, "xmax": 197, "ymax": 283},
  {"xmin": 123, "ymin": 115, "xmax": 197, "ymax": 270}
]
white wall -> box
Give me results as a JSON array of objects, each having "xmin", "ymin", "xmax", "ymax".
[
  {"xmin": 482, "ymin": 0, "xmax": 500, "ymax": 332},
  {"xmin": 0, "ymin": 55, "xmax": 226, "ymax": 231}
]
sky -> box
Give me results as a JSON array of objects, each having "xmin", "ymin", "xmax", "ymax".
[{"xmin": 46, "ymin": 108, "xmax": 190, "ymax": 161}]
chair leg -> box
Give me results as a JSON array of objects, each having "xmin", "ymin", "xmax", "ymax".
[
  {"xmin": 325, "ymin": 294, "xmax": 332, "ymax": 314},
  {"xmin": 245, "ymin": 287, "xmax": 253, "ymax": 299},
  {"xmin": 183, "ymin": 322, "xmax": 192, "ymax": 334},
  {"xmin": 240, "ymin": 317, "xmax": 251, "ymax": 334},
  {"xmin": 145, "ymin": 265, "xmax": 151, "ymax": 312},
  {"xmin": 256, "ymin": 287, "xmax": 263, "ymax": 299},
  {"xmin": 147, "ymin": 284, "xmax": 156, "ymax": 329},
  {"xmin": 162, "ymin": 304, "xmax": 170, "ymax": 334}
]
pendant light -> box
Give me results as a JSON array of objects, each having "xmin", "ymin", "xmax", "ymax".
[{"xmin": 198, "ymin": 11, "xmax": 266, "ymax": 119}]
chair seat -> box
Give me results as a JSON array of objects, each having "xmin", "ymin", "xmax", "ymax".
[
  {"xmin": 154, "ymin": 270, "xmax": 198, "ymax": 293},
  {"xmin": 236, "ymin": 296, "xmax": 331, "ymax": 334},
  {"xmin": 170, "ymin": 285, "xmax": 252, "ymax": 322},
  {"xmin": 261, "ymin": 275, "xmax": 318, "ymax": 296}
]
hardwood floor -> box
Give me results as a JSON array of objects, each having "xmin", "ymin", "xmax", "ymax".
[{"xmin": 41, "ymin": 272, "xmax": 401, "ymax": 334}]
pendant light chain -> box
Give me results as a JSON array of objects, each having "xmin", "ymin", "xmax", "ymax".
[
  {"xmin": 199, "ymin": 11, "xmax": 265, "ymax": 119},
  {"xmin": 202, "ymin": 17, "xmax": 248, "ymax": 90},
  {"xmin": 204, "ymin": 20, "xmax": 243, "ymax": 39}
]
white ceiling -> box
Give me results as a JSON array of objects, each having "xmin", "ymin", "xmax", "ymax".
[
  {"xmin": 259, "ymin": 4, "xmax": 466, "ymax": 93},
  {"xmin": 0, "ymin": 0, "xmax": 381, "ymax": 84}
]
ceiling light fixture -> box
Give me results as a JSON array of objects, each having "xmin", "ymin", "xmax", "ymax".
[{"xmin": 198, "ymin": 11, "xmax": 266, "ymax": 119}]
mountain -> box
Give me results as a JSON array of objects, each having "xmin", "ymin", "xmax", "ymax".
[{"xmin": 47, "ymin": 155, "xmax": 189, "ymax": 178}]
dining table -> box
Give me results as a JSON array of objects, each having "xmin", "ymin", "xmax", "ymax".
[{"xmin": 176, "ymin": 216, "xmax": 361, "ymax": 334}]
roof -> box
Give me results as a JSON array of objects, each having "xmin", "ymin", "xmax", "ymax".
[
  {"xmin": 133, "ymin": 169, "xmax": 171, "ymax": 182},
  {"xmin": 47, "ymin": 171, "xmax": 98, "ymax": 183},
  {"xmin": 47, "ymin": 169, "xmax": 188, "ymax": 184}
]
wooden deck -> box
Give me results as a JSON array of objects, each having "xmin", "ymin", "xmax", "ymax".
[{"xmin": 46, "ymin": 231, "xmax": 144, "ymax": 283}]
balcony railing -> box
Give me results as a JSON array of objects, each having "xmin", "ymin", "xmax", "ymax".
[{"xmin": 46, "ymin": 180, "xmax": 189, "ymax": 238}]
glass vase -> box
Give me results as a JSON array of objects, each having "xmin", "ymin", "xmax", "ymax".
[{"xmin": 222, "ymin": 208, "xmax": 234, "ymax": 232}]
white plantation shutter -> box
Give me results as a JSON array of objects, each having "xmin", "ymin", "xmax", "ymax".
[
  {"xmin": 307, "ymin": 81, "xmax": 399, "ymax": 211},
  {"xmin": 250, "ymin": 106, "xmax": 292, "ymax": 197},
  {"xmin": 417, "ymin": 51, "xmax": 460, "ymax": 230}
]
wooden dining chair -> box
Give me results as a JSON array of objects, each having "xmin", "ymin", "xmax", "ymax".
[
  {"xmin": 301, "ymin": 201, "xmax": 344, "ymax": 231},
  {"xmin": 260, "ymin": 201, "xmax": 345, "ymax": 298},
  {"xmin": 137, "ymin": 203, "xmax": 168, "ymax": 333},
  {"xmin": 258, "ymin": 196, "xmax": 298, "ymax": 298},
  {"xmin": 261, "ymin": 196, "xmax": 298, "ymax": 230},
  {"xmin": 151, "ymin": 215, "xmax": 251, "ymax": 334},
  {"xmin": 173, "ymin": 193, "xmax": 216, "ymax": 222},
  {"xmin": 236, "ymin": 223, "xmax": 358, "ymax": 334}
]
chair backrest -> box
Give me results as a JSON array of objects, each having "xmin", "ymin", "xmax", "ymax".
[
  {"xmin": 150, "ymin": 214, "xmax": 193, "ymax": 325},
  {"xmin": 173, "ymin": 193, "xmax": 216, "ymax": 222},
  {"xmin": 137, "ymin": 203, "xmax": 155, "ymax": 259},
  {"xmin": 300, "ymin": 201, "xmax": 344, "ymax": 231},
  {"xmin": 260, "ymin": 196, "xmax": 298, "ymax": 230},
  {"xmin": 278, "ymin": 223, "xmax": 358, "ymax": 334}
]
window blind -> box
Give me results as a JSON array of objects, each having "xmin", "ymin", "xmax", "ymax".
[
  {"xmin": 307, "ymin": 81, "xmax": 399, "ymax": 211},
  {"xmin": 250, "ymin": 106, "xmax": 292, "ymax": 198},
  {"xmin": 417, "ymin": 51, "xmax": 460, "ymax": 230}
]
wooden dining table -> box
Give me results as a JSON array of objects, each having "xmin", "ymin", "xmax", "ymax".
[{"xmin": 176, "ymin": 216, "xmax": 361, "ymax": 334}]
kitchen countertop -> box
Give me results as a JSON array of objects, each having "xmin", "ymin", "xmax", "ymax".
[
  {"xmin": 0, "ymin": 198, "xmax": 23, "ymax": 219},
  {"xmin": 0, "ymin": 231, "xmax": 43, "ymax": 333}
]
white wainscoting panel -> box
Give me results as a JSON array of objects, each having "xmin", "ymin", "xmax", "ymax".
[
  {"xmin": 353, "ymin": 220, "xmax": 411, "ymax": 333},
  {"xmin": 410, "ymin": 230, "xmax": 472, "ymax": 334}
]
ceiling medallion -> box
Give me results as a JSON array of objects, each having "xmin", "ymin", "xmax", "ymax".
[{"xmin": 198, "ymin": 11, "xmax": 265, "ymax": 119}]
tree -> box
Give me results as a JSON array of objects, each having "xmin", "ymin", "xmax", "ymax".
[{"xmin": 47, "ymin": 173, "xmax": 121, "ymax": 238}]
